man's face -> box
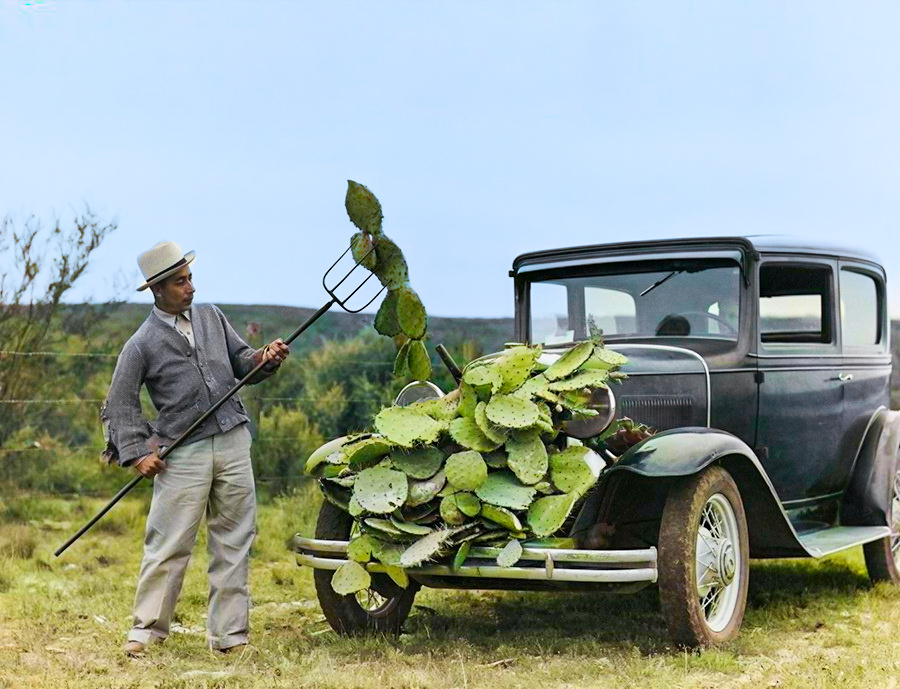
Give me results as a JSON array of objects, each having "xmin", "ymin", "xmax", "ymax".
[{"xmin": 153, "ymin": 265, "xmax": 194, "ymax": 314}]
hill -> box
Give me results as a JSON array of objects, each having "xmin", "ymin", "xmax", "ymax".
[{"xmin": 66, "ymin": 302, "xmax": 515, "ymax": 363}]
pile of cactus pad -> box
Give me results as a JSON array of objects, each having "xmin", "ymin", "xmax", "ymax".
[
  {"xmin": 305, "ymin": 337, "xmax": 629, "ymax": 595},
  {"xmin": 345, "ymin": 180, "xmax": 431, "ymax": 381}
]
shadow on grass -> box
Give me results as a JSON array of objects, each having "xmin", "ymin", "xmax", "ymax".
[
  {"xmin": 746, "ymin": 557, "xmax": 871, "ymax": 609},
  {"xmin": 392, "ymin": 556, "xmax": 880, "ymax": 655},
  {"xmin": 403, "ymin": 587, "xmax": 670, "ymax": 654}
]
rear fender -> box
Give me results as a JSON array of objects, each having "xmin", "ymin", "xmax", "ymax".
[
  {"xmin": 571, "ymin": 427, "xmax": 809, "ymax": 558},
  {"xmin": 842, "ymin": 408, "xmax": 900, "ymax": 527}
]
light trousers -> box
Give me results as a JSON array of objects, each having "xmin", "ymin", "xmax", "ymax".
[{"xmin": 127, "ymin": 423, "xmax": 256, "ymax": 650}]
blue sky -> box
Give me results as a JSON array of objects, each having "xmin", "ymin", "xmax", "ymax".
[{"xmin": 2, "ymin": 1, "xmax": 899, "ymax": 318}]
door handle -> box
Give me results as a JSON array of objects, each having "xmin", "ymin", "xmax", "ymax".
[{"xmin": 837, "ymin": 373, "xmax": 854, "ymax": 382}]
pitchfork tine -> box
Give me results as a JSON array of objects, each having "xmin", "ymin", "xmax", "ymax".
[{"xmin": 323, "ymin": 245, "xmax": 385, "ymax": 313}]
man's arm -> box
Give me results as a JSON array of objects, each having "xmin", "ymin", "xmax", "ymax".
[
  {"xmin": 100, "ymin": 340, "xmax": 157, "ymax": 467},
  {"xmin": 214, "ymin": 305, "xmax": 289, "ymax": 382}
]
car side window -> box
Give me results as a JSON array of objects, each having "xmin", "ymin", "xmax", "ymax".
[
  {"xmin": 759, "ymin": 264, "xmax": 834, "ymax": 345},
  {"xmin": 840, "ymin": 268, "xmax": 882, "ymax": 347}
]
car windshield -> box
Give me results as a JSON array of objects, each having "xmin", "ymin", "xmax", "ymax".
[{"xmin": 528, "ymin": 259, "xmax": 741, "ymax": 344}]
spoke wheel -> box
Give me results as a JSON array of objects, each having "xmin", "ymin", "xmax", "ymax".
[
  {"xmin": 863, "ymin": 463, "xmax": 900, "ymax": 584},
  {"xmin": 658, "ymin": 466, "xmax": 749, "ymax": 647},
  {"xmin": 312, "ymin": 501, "xmax": 419, "ymax": 636}
]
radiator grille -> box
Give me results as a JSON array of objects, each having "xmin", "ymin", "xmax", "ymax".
[{"xmin": 618, "ymin": 395, "xmax": 695, "ymax": 430}]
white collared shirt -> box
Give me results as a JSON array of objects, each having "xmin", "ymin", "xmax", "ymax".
[{"xmin": 152, "ymin": 306, "xmax": 195, "ymax": 347}]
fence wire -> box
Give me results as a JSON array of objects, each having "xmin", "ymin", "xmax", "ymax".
[
  {"xmin": 1, "ymin": 349, "xmax": 394, "ymax": 365},
  {"xmin": 1, "ymin": 348, "xmax": 404, "ymax": 489}
]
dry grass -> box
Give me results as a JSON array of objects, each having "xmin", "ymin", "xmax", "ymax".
[
  {"xmin": 0, "ymin": 524, "xmax": 37, "ymax": 559},
  {"xmin": 0, "ymin": 486, "xmax": 898, "ymax": 688}
]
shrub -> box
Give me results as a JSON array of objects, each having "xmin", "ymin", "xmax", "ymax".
[{"xmin": 254, "ymin": 407, "xmax": 325, "ymax": 496}]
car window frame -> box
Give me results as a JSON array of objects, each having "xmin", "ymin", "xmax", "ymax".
[
  {"xmin": 838, "ymin": 261, "xmax": 888, "ymax": 355},
  {"xmin": 756, "ymin": 256, "xmax": 840, "ymax": 357}
]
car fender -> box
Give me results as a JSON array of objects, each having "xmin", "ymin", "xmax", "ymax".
[
  {"xmin": 841, "ymin": 408, "xmax": 900, "ymax": 527},
  {"xmin": 572, "ymin": 427, "xmax": 811, "ymax": 557}
]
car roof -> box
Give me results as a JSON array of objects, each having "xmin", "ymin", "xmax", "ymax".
[{"xmin": 512, "ymin": 235, "xmax": 884, "ymax": 274}]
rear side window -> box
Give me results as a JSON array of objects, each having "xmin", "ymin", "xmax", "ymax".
[
  {"xmin": 840, "ymin": 269, "xmax": 881, "ymax": 347},
  {"xmin": 759, "ymin": 264, "xmax": 833, "ymax": 344}
]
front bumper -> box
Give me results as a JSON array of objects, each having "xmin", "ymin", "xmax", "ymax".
[{"xmin": 292, "ymin": 536, "xmax": 658, "ymax": 592}]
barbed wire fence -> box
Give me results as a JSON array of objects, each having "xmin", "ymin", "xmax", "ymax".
[{"xmin": 0, "ymin": 348, "xmax": 396, "ymax": 487}]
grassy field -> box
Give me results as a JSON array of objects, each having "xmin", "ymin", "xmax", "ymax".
[{"xmin": 1, "ymin": 484, "xmax": 899, "ymax": 689}]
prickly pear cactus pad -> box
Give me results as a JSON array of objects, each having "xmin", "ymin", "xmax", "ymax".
[
  {"xmin": 345, "ymin": 180, "xmax": 432, "ymax": 381},
  {"xmin": 305, "ymin": 308, "xmax": 647, "ymax": 593}
]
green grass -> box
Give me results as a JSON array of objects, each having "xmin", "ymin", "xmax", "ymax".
[{"xmin": 1, "ymin": 487, "xmax": 899, "ymax": 688}]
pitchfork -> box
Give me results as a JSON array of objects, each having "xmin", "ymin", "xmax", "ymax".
[{"xmin": 55, "ymin": 247, "xmax": 384, "ymax": 557}]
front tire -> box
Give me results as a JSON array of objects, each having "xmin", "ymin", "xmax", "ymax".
[
  {"xmin": 863, "ymin": 462, "xmax": 900, "ymax": 584},
  {"xmin": 313, "ymin": 501, "xmax": 419, "ymax": 636},
  {"xmin": 658, "ymin": 465, "xmax": 749, "ymax": 647}
]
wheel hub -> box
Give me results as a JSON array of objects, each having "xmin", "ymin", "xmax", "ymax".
[{"xmin": 718, "ymin": 541, "xmax": 736, "ymax": 585}]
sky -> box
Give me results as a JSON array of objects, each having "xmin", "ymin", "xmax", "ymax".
[{"xmin": 1, "ymin": 1, "xmax": 899, "ymax": 318}]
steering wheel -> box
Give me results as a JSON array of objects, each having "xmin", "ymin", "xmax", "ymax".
[{"xmin": 673, "ymin": 311, "xmax": 738, "ymax": 337}]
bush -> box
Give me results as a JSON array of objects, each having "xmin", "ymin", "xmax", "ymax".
[
  {"xmin": 0, "ymin": 428, "xmax": 124, "ymax": 496},
  {"xmin": 289, "ymin": 330, "xmax": 400, "ymax": 439},
  {"xmin": 254, "ymin": 406, "xmax": 324, "ymax": 496}
]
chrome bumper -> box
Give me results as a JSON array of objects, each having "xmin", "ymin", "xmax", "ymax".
[{"xmin": 292, "ymin": 536, "xmax": 658, "ymax": 585}]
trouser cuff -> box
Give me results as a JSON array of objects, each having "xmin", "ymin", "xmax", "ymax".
[
  {"xmin": 126, "ymin": 628, "xmax": 167, "ymax": 644},
  {"xmin": 208, "ymin": 632, "xmax": 249, "ymax": 650}
]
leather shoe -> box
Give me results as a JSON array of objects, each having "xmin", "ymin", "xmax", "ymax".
[
  {"xmin": 217, "ymin": 643, "xmax": 249, "ymax": 655},
  {"xmin": 123, "ymin": 640, "xmax": 146, "ymax": 656}
]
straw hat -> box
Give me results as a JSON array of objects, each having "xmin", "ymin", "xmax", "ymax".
[{"xmin": 136, "ymin": 241, "xmax": 196, "ymax": 291}]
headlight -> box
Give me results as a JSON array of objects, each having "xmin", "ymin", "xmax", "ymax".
[
  {"xmin": 394, "ymin": 380, "xmax": 444, "ymax": 407},
  {"xmin": 561, "ymin": 386, "xmax": 616, "ymax": 439}
]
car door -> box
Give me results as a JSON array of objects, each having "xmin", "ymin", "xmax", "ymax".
[
  {"xmin": 753, "ymin": 257, "xmax": 844, "ymax": 504},
  {"xmin": 832, "ymin": 261, "xmax": 891, "ymax": 489}
]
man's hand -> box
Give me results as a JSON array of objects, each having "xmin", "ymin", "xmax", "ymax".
[
  {"xmin": 261, "ymin": 338, "xmax": 290, "ymax": 366},
  {"xmin": 133, "ymin": 452, "xmax": 166, "ymax": 478}
]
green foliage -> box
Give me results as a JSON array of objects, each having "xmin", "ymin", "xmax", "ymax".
[
  {"xmin": 496, "ymin": 538, "xmax": 523, "ymax": 567},
  {"xmin": 449, "ymin": 416, "xmax": 501, "ymax": 452},
  {"xmin": 527, "ymin": 492, "xmax": 579, "ymax": 537},
  {"xmin": 444, "ymin": 450, "xmax": 488, "ymax": 491},
  {"xmin": 254, "ymin": 406, "xmax": 324, "ymax": 495},
  {"xmin": 0, "ymin": 207, "xmax": 117, "ymax": 447},
  {"xmin": 352, "ymin": 466, "xmax": 409, "ymax": 514},
  {"xmin": 0, "ymin": 428, "xmax": 124, "ymax": 495},
  {"xmin": 374, "ymin": 405, "xmax": 443, "ymax": 447},
  {"xmin": 311, "ymin": 339, "xmax": 631, "ymax": 593},
  {"xmin": 345, "ymin": 180, "xmax": 384, "ymax": 236},
  {"xmin": 391, "ymin": 446, "xmax": 443, "ymax": 479},
  {"xmin": 270, "ymin": 329, "xmax": 399, "ymax": 441},
  {"xmin": 331, "ymin": 560, "xmax": 372, "ymax": 594}
]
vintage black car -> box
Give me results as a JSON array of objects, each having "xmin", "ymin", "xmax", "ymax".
[{"xmin": 294, "ymin": 236, "xmax": 900, "ymax": 647}]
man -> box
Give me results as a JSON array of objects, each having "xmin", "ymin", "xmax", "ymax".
[{"xmin": 101, "ymin": 241, "xmax": 290, "ymax": 656}]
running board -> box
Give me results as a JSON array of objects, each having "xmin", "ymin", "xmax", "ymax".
[
  {"xmin": 796, "ymin": 525, "xmax": 892, "ymax": 558},
  {"xmin": 292, "ymin": 536, "xmax": 658, "ymax": 585}
]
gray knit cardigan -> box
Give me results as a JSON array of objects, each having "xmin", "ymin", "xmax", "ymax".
[{"xmin": 100, "ymin": 304, "xmax": 277, "ymax": 466}]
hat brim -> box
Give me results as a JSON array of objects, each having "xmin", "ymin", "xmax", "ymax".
[{"xmin": 136, "ymin": 251, "xmax": 196, "ymax": 291}]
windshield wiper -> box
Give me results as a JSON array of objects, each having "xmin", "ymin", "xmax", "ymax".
[{"xmin": 640, "ymin": 270, "xmax": 682, "ymax": 297}]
